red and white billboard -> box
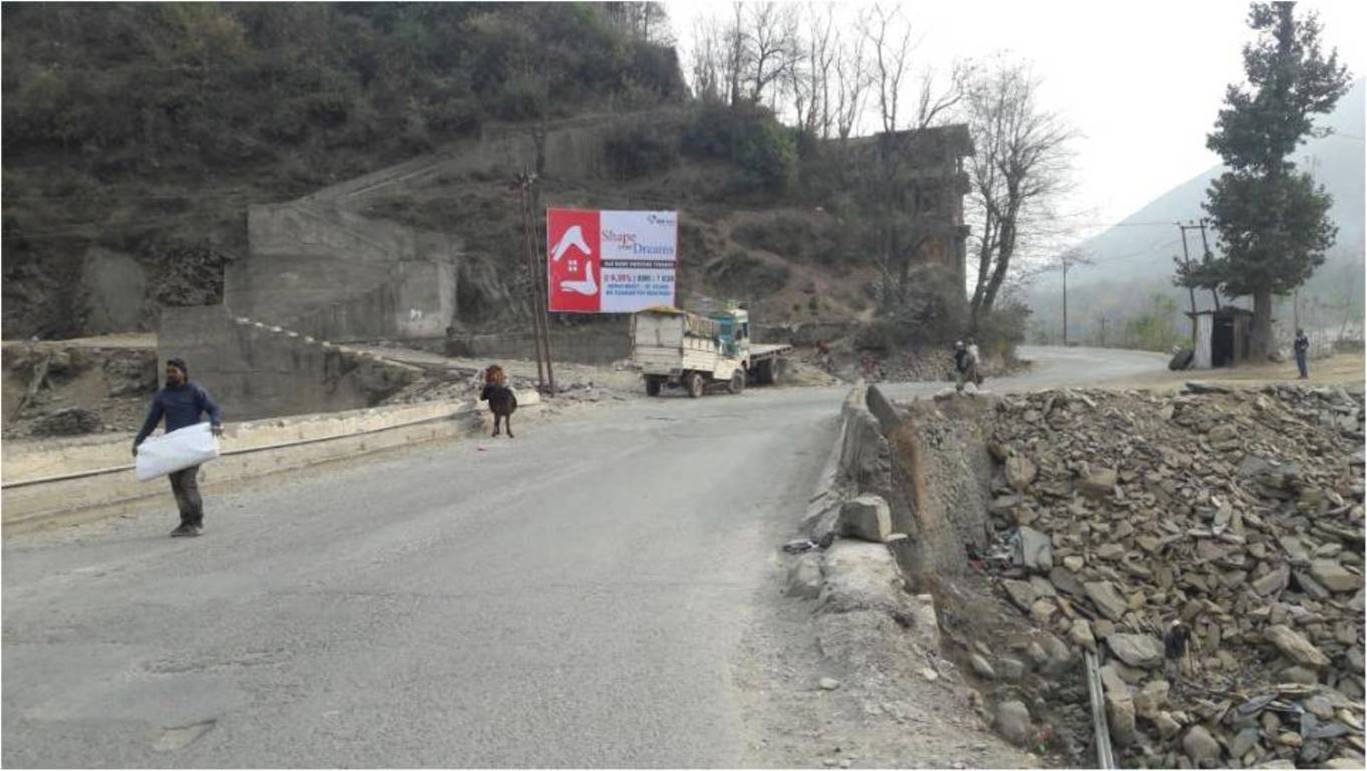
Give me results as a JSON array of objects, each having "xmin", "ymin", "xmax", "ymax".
[{"xmin": 547, "ymin": 208, "xmax": 677, "ymax": 313}]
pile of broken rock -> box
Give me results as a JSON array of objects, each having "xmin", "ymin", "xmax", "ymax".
[{"xmin": 982, "ymin": 383, "xmax": 1365, "ymax": 768}]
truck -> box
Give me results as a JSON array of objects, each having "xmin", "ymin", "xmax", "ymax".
[{"xmin": 629, "ymin": 306, "xmax": 793, "ymax": 397}]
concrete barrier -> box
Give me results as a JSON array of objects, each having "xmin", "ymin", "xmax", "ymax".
[{"xmin": 2, "ymin": 390, "xmax": 540, "ymax": 531}]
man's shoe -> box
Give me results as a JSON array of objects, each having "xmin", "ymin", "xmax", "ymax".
[
  {"xmin": 170, "ymin": 524, "xmax": 194, "ymax": 537},
  {"xmin": 188, "ymin": 524, "xmax": 203, "ymax": 536}
]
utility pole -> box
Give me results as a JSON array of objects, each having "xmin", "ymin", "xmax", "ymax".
[
  {"xmin": 1176, "ymin": 221, "xmax": 1200, "ymax": 345},
  {"xmin": 516, "ymin": 170, "xmax": 555, "ymax": 394},
  {"xmin": 1061, "ymin": 254, "xmax": 1072, "ymax": 345},
  {"xmin": 1196, "ymin": 218, "xmax": 1220, "ymax": 310}
]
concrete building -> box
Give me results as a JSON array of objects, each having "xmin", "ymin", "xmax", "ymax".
[{"xmin": 848, "ymin": 124, "xmax": 975, "ymax": 293}]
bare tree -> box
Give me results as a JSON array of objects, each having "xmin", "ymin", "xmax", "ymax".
[
  {"xmin": 966, "ymin": 57, "xmax": 1077, "ymax": 325},
  {"xmin": 860, "ymin": 4, "xmax": 914, "ymax": 133},
  {"xmin": 787, "ymin": 4, "xmax": 837, "ymax": 137},
  {"xmin": 832, "ymin": 25, "xmax": 869, "ymax": 140},
  {"xmin": 745, "ymin": 3, "xmax": 800, "ymax": 107},
  {"xmin": 606, "ymin": 3, "xmax": 673, "ymax": 45},
  {"xmin": 689, "ymin": 16, "xmax": 724, "ymax": 101}
]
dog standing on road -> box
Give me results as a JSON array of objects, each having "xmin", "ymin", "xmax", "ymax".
[{"xmin": 480, "ymin": 365, "xmax": 517, "ymax": 438}]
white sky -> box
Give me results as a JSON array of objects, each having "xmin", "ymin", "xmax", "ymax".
[{"xmin": 663, "ymin": 1, "xmax": 1367, "ymax": 242}]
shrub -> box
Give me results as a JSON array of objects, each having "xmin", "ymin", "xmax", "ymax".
[
  {"xmin": 704, "ymin": 248, "xmax": 790, "ymax": 300},
  {"xmin": 604, "ymin": 120, "xmax": 679, "ymax": 179}
]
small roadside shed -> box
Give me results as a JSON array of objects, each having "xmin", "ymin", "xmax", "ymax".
[{"xmin": 1187, "ymin": 307, "xmax": 1255, "ymax": 368}]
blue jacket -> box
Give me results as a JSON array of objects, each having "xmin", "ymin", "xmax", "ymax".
[{"xmin": 134, "ymin": 382, "xmax": 223, "ymax": 447}]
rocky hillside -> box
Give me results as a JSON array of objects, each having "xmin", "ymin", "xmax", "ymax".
[{"xmin": 976, "ymin": 384, "xmax": 1364, "ymax": 767}]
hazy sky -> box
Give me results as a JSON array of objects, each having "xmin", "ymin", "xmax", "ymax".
[{"xmin": 664, "ymin": 1, "xmax": 1366, "ymax": 242}]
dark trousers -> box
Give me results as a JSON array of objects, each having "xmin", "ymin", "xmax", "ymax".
[
  {"xmin": 1296, "ymin": 350, "xmax": 1308, "ymax": 378},
  {"xmin": 168, "ymin": 465, "xmax": 203, "ymax": 526}
]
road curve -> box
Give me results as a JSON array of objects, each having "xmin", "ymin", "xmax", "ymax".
[{"xmin": 1, "ymin": 346, "xmax": 1167, "ymax": 767}]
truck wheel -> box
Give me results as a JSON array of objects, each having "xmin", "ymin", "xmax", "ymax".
[
  {"xmin": 727, "ymin": 370, "xmax": 746, "ymax": 394},
  {"xmin": 756, "ymin": 359, "xmax": 780, "ymax": 385},
  {"xmin": 645, "ymin": 377, "xmax": 662, "ymax": 396},
  {"xmin": 686, "ymin": 371, "xmax": 705, "ymax": 398}
]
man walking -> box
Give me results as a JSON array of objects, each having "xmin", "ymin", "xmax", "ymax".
[
  {"xmin": 953, "ymin": 340, "xmax": 980, "ymax": 392},
  {"xmin": 1294, "ymin": 329, "xmax": 1310, "ymax": 380},
  {"xmin": 132, "ymin": 358, "xmax": 223, "ymax": 537}
]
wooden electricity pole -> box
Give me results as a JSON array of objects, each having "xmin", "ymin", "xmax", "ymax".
[
  {"xmin": 516, "ymin": 171, "xmax": 555, "ymax": 394},
  {"xmin": 1177, "ymin": 221, "xmax": 1200, "ymax": 345},
  {"xmin": 1197, "ymin": 218, "xmax": 1220, "ymax": 310}
]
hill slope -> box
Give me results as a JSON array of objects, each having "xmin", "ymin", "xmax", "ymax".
[{"xmin": 1024, "ymin": 80, "xmax": 1365, "ymax": 347}]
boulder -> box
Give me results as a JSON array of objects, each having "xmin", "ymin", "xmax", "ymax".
[
  {"xmin": 1107, "ymin": 691, "xmax": 1138, "ymax": 746},
  {"xmin": 1310, "ymin": 560, "xmax": 1361, "ymax": 593},
  {"xmin": 1208, "ymin": 424, "xmax": 1238, "ymax": 443},
  {"xmin": 1079, "ymin": 467, "xmax": 1118, "ymax": 498},
  {"xmin": 838, "ymin": 495, "xmax": 893, "ymax": 543},
  {"xmin": 1070, "ymin": 618, "xmax": 1098, "ymax": 653},
  {"xmin": 1086, "ymin": 580, "xmax": 1129, "ymax": 621},
  {"xmin": 970, "ymin": 653, "xmax": 996, "ymax": 680},
  {"xmin": 1153, "ymin": 711, "xmax": 1182, "ymax": 739},
  {"xmin": 1183, "ymin": 725, "xmax": 1222, "ymax": 763},
  {"xmin": 786, "ymin": 553, "xmax": 823, "ymax": 599},
  {"xmin": 1002, "ymin": 579, "xmax": 1039, "ymax": 611},
  {"xmin": 1018, "ymin": 526, "xmax": 1054, "ymax": 572},
  {"xmin": 996, "ymin": 656, "xmax": 1026, "ymax": 682},
  {"xmin": 1107, "ymin": 634, "xmax": 1164, "ymax": 669},
  {"xmin": 1005, "ymin": 454, "xmax": 1038, "ymax": 491},
  {"xmin": 995, "ymin": 700, "xmax": 1032, "ymax": 746},
  {"xmin": 1264, "ymin": 624, "xmax": 1331, "ymax": 669},
  {"xmin": 819, "ymin": 541, "xmax": 909, "ymax": 616},
  {"xmin": 1134, "ymin": 680, "xmax": 1170, "ymax": 719},
  {"xmin": 1252, "ymin": 564, "xmax": 1291, "ymax": 596},
  {"xmin": 1229, "ymin": 726, "xmax": 1261, "ymax": 759}
]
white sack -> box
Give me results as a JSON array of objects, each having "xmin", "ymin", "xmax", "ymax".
[{"xmin": 135, "ymin": 422, "xmax": 220, "ymax": 482}]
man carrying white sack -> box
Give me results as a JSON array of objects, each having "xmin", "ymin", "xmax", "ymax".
[{"xmin": 132, "ymin": 358, "xmax": 224, "ymax": 537}]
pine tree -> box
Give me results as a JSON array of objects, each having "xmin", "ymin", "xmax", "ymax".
[{"xmin": 1199, "ymin": 1, "xmax": 1349, "ymax": 359}]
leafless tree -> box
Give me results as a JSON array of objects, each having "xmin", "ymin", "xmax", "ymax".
[
  {"xmin": 859, "ymin": 4, "xmax": 914, "ymax": 133},
  {"xmin": 966, "ymin": 57, "xmax": 1077, "ymax": 325},
  {"xmin": 832, "ymin": 25, "xmax": 869, "ymax": 140},
  {"xmin": 786, "ymin": 4, "xmax": 837, "ymax": 137},
  {"xmin": 606, "ymin": 3, "xmax": 673, "ymax": 45},
  {"xmin": 745, "ymin": 3, "xmax": 800, "ymax": 107}
]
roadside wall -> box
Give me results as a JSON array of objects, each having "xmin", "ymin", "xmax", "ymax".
[
  {"xmin": 227, "ymin": 203, "xmax": 460, "ymax": 341},
  {"xmin": 2, "ymin": 390, "xmax": 539, "ymax": 531},
  {"xmin": 457, "ymin": 322, "xmax": 630, "ymax": 365},
  {"xmin": 820, "ymin": 383, "xmax": 991, "ymax": 578},
  {"xmin": 159, "ymin": 306, "xmax": 422, "ymax": 422}
]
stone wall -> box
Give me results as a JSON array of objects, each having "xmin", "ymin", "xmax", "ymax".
[{"xmin": 158, "ymin": 306, "xmax": 421, "ymax": 421}]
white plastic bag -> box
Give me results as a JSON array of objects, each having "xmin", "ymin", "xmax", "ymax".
[{"xmin": 135, "ymin": 422, "xmax": 220, "ymax": 482}]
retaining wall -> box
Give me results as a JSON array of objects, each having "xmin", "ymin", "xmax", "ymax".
[
  {"xmin": 158, "ymin": 306, "xmax": 423, "ymax": 422},
  {"xmin": 2, "ymin": 390, "xmax": 540, "ymax": 532}
]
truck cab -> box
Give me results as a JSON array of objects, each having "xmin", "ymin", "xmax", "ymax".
[{"xmin": 707, "ymin": 309, "xmax": 751, "ymax": 362}]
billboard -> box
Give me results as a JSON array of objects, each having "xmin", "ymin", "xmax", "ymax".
[{"xmin": 547, "ymin": 208, "xmax": 677, "ymax": 313}]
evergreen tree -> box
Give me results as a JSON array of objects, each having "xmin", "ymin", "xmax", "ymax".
[{"xmin": 1196, "ymin": 1, "xmax": 1350, "ymax": 359}]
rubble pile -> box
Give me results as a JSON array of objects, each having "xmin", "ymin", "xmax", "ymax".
[{"xmin": 981, "ymin": 384, "xmax": 1365, "ymax": 768}]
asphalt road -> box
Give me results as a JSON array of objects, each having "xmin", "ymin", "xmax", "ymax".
[{"xmin": 1, "ymin": 346, "xmax": 1165, "ymax": 768}]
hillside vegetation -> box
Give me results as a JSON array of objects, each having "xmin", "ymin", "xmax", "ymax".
[{"xmin": 1, "ymin": 3, "xmax": 684, "ymax": 338}]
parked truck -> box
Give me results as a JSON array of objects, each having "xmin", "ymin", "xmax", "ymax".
[{"xmin": 630, "ymin": 306, "xmax": 792, "ymax": 397}]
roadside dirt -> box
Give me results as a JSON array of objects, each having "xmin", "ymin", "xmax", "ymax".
[{"xmin": 735, "ymin": 553, "xmax": 1045, "ymax": 769}]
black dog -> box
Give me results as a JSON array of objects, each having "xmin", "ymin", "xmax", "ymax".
[{"xmin": 480, "ymin": 365, "xmax": 517, "ymax": 438}]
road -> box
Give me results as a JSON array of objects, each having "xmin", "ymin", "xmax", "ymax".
[{"xmin": 1, "ymin": 346, "xmax": 1164, "ymax": 768}]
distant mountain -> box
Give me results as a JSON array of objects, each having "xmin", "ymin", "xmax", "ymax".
[{"xmin": 1025, "ymin": 79, "xmax": 1365, "ymax": 344}]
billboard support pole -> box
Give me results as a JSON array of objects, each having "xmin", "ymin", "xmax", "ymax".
[{"xmin": 517, "ymin": 171, "xmax": 555, "ymax": 394}]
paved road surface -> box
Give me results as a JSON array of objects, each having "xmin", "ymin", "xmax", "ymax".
[{"xmin": 1, "ymin": 346, "xmax": 1164, "ymax": 767}]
